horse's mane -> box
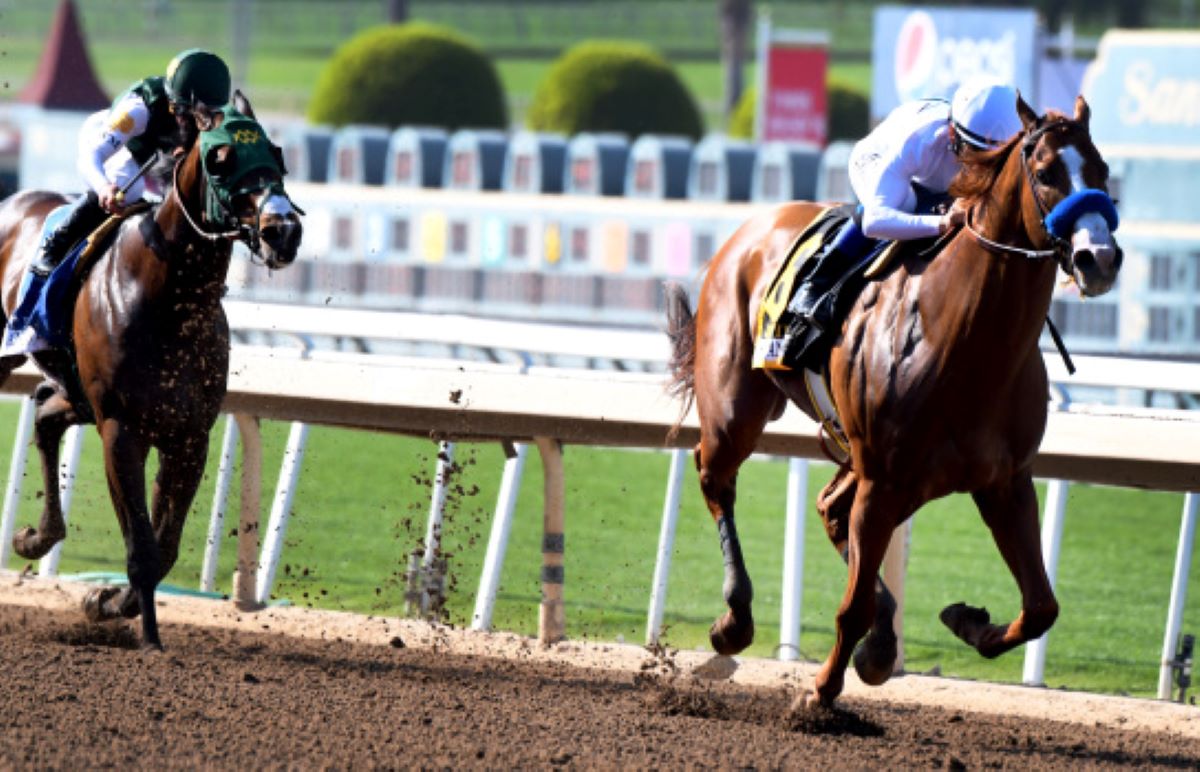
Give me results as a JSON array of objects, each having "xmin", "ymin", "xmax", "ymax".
[
  {"xmin": 948, "ymin": 109, "xmax": 1071, "ymax": 205},
  {"xmin": 947, "ymin": 134, "xmax": 1021, "ymax": 204}
]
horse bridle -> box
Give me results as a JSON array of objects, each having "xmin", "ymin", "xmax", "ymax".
[
  {"xmin": 171, "ymin": 152, "xmax": 286, "ymax": 259},
  {"xmin": 963, "ymin": 119, "xmax": 1078, "ymax": 274}
]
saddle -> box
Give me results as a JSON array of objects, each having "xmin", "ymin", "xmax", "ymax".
[{"xmin": 4, "ymin": 202, "xmax": 152, "ymax": 355}]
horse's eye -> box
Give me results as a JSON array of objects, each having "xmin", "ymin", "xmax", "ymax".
[{"xmin": 1035, "ymin": 168, "xmax": 1053, "ymax": 186}]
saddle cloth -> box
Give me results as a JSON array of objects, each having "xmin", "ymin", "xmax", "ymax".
[
  {"xmin": 1, "ymin": 205, "xmax": 146, "ymax": 357},
  {"xmin": 752, "ymin": 206, "xmax": 897, "ymax": 372}
]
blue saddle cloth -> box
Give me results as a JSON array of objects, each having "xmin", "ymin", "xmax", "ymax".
[{"xmin": 6, "ymin": 205, "xmax": 87, "ymax": 350}]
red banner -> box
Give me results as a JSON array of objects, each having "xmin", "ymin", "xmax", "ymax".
[{"xmin": 761, "ymin": 43, "xmax": 828, "ymax": 144}]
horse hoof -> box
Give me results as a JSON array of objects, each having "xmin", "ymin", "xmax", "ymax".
[
  {"xmin": 82, "ymin": 586, "xmax": 124, "ymax": 623},
  {"xmin": 852, "ymin": 633, "xmax": 897, "ymax": 686},
  {"xmin": 11, "ymin": 526, "xmax": 54, "ymax": 560},
  {"xmin": 939, "ymin": 602, "xmax": 991, "ymax": 644},
  {"xmin": 709, "ymin": 610, "xmax": 754, "ymax": 656}
]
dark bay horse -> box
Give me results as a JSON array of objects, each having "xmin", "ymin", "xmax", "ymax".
[
  {"xmin": 0, "ymin": 93, "xmax": 302, "ymax": 649},
  {"xmin": 666, "ymin": 95, "xmax": 1121, "ymax": 707}
]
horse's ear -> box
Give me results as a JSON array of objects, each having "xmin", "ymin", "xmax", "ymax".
[
  {"xmin": 1073, "ymin": 95, "xmax": 1091, "ymax": 128},
  {"xmin": 232, "ymin": 89, "xmax": 257, "ymax": 120},
  {"xmin": 1016, "ymin": 90, "xmax": 1039, "ymax": 130}
]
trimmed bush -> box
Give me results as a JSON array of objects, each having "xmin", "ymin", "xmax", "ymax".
[
  {"xmin": 827, "ymin": 81, "xmax": 869, "ymax": 141},
  {"xmin": 308, "ymin": 23, "xmax": 507, "ymax": 130},
  {"xmin": 725, "ymin": 81, "xmax": 870, "ymax": 142},
  {"xmin": 527, "ymin": 41, "xmax": 703, "ymax": 140}
]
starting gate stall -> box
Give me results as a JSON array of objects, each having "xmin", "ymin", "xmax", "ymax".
[
  {"xmin": 357, "ymin": 127, "xmax": 450, "ymax": 307},
  {"xmin": 386, "ymin": 126, "xmax": 448, "ymax": 190},
  {"xmin": 504, "ymin": 131, "xmax": 567, "ymax": 195},
  {"xmin": 688, "ymin": 134, "xmax": 757, "ymax": 203},
  {"xmin": 626, "ymin": 135, "xmax": 693, "ymax": 201},
  {"xmin": 687, "ymin": 134, "xmax": 758, "ymax": 275},
  {"xmin": 564, "ymin": 132, "xmax": 630, "ymax": 197},
  {"xmin": 536, "ymin": 133, "xmax": 632, "ymax": 323},
  {"xmin": 752, "ymin": 140, "xmax": 823, "ymax": 203},
  {"xmin": 280, "ymin": 123, "xmax": 334, "ymax": 184},
  {"xmin": 814, "ymin": 140, "xmax": 855, "ymax": 203}
]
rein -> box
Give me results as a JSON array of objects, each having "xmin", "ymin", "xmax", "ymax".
[
  {"xmin": 171, "ymin": 157, "xmax": 242, "ymax": 243},
  {"xmin": 963, "ymin": 207, "xmax": 1060, "ymax": 261}
]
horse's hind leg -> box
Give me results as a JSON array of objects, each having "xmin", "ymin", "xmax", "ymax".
[
  {"xmin": 816, "ymin": 467, "xmax": 900, "ymax": 686},
  {"xmin": 88, "ymin": 418, "xmax": 164, "ymax": 650},
  {"xmin": 810, "ymin": 478, "xmax": 907, "ymax": 707},
  {"xmin": 694, "ymin": 368, "xmax": 785, "ymax": 656},
  {"xmin": 11, "ymin": 391, "xmax": 80, "ymax": 560},
  {"xmin": 941, "ymin": 471, "xmax": 1058, "ymax": 657}
]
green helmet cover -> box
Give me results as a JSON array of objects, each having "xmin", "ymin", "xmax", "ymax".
[{"xmin": 165, "ymin": 49, "xmax": 231, "ymax": 108}]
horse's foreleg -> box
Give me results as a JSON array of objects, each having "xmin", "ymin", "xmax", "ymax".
[
  {"xmin": 11, "ymin": 390, "xmax": 78, "ymax": 560},
  {"xmin": 941, "ymin": 472, "xmax": 1058, "ymax": 658},
  {"xmin": 149, "ymin": 437, "xmax": 209, "ymax": 581},
  {"xmin": 91, "ymin": 418, "xmax": 163, "ymax": 650},
  {"xmin": 816, "ymin": 467, "xmax": 898, "ymax": 686},
  {"xmin": 810, "ymin": 479, "xmax": 901, "ymax": 707}
]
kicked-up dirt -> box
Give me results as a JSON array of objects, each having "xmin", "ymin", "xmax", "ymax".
[{"xmin": 0, "ymin": 574, "xmax": 1197, "ymax": 769}]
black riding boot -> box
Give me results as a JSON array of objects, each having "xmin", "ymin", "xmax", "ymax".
[
  {"xmin": 32, "ymin": 191, "xmax": 107, "ymax": 277},
  {"xmin": 785, "ymin": 246, "xmax": 849, "ymax": 333}
]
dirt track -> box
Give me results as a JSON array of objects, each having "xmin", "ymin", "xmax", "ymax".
[{"xmin": 2, "ymin": 575, "xmax": 1198, "ymax": 769}]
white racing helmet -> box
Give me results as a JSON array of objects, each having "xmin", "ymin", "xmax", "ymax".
[{"xmin": 950, "ymin": 77, "xmax": 1022, "ymax": 149}]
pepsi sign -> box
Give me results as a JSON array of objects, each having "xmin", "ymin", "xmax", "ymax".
[
  {"xmin": 872, "ymin": 6, "xmax": 1037, "ymax": 122},
  {"xmin": 1082, "ymin": 31, "xmax": 1200, "ymax": 151}
]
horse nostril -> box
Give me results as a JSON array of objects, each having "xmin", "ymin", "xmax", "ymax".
[
  {"xmin": 1073, "ymin": 249, "xmax": 1096, "ymax": 274},
  {"xmin": 1114, "ymin": 247, "xmax": 1124, "ymax": 271}
]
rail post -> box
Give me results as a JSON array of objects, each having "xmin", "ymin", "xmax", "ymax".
[{"xmin": 536, "ymin": 436, "xmax": 565, "ymax": 644}]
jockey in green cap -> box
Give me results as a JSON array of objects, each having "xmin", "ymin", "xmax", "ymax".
[{"xmin": 31, "ymin": 49, "xmax": 232, "ymax": 276}]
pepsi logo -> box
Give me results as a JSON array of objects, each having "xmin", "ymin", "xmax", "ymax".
[{"xmin": 894, "ymin": 11, "xmax": 937, "ymax": 102}]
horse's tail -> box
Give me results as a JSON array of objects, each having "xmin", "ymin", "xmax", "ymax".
[{"xmin": 664, "ymin": 282, "xmax": 696, "ymax": 442}]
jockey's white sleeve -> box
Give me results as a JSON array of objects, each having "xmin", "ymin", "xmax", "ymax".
[
  {"xmin": 77, "ymin": 93, "xmax": 151, "ymax": 194},
  {"xmin": 858, "ymin": 168, "xmax": 944, "ymax": 241},
  {"xmin": 849, "ymin": 100, "xmax": 958, "ymax": 241}
]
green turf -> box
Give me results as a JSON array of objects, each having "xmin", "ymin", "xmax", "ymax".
[{"xmin": 0, "ymin": 398, "xmax": 1195, "ymax": 698}]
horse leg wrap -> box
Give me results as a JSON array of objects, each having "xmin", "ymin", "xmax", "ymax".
[{"xmin": 717, "ymin": 516, "xmax": 752, "ymax": 608}]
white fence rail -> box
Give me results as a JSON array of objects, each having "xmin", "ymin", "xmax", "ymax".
[{"xmin": 0, "ymin": 304, "xmax": 1198, "ymax": 702}]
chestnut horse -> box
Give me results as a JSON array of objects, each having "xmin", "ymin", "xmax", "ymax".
[
  {"xmin": 666, "ymin": 96, "xmax": 1121, "ymax": 707},
  {"xmin": 0, "ymin": 93, "xmax": 302, "ymax": 649}
]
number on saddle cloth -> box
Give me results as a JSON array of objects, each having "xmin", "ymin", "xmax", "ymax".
[{"xmin": 4, "ymin": 207, "xmax": 100, "ymax": 355}]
